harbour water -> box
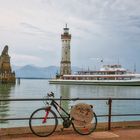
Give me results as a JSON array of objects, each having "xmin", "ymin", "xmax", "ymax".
[{"xmin": 0, "ymin": 79, "xmax": 140, "ymax": 128}]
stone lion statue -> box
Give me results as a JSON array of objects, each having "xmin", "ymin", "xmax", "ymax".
[{"xmin": 2, "ymin": 45, "xmax": 9, "ymax": 55}]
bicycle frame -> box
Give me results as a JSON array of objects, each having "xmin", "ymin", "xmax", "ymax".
[{"xmin": 46, "ymin": 98, "xmax": 70, "ymax": 122}]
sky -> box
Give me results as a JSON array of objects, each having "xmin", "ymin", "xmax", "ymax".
[{"xmin": 0, "ymin": 0, "xmax": 140, "ymax": 71}]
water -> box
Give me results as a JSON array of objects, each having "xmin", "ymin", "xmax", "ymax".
[{"xmin": 0, "ymin": 79, "xmax": 140, "ymax": 128}]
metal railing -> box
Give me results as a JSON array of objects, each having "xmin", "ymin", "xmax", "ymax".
[{"xmin": 0, "ymin": 97, "xmax": 140, "ymax": 130}]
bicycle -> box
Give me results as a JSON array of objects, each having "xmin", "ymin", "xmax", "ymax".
[{"xmin": 29, "ymin": 92, "xmax": 97, "ymax": 137}]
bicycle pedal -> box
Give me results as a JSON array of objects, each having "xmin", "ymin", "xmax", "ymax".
[{"xmin": 60, "ymin": 128, "xmax": 64, "ymax": 132}]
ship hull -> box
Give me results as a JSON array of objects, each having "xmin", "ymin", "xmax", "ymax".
[{"xmin": 49, "ymin": 79, "xmax": 140, "ymax": 86}]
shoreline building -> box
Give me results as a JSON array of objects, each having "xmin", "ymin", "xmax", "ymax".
[
  {"xmin": 60, "ymin": 24, "xmax": 71, "ymax": 76},
  {"xmin": 0, "ymin": 45, "xmax": 15, "ymax": 83}
]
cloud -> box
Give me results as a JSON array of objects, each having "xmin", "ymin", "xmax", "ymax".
[
  {"xmin": 20, "ymin": 22, "xmax": 50, "ymax": 36},
  {"xmin": 20, "ymin": 22, "xmax": 44, "ymax": 32},
  {"xmin": 11, "ymin": 53, "xmax": 43, "ymax": 66},
  {"xmin": 0, "ymin": 0, "xmax": 140, "ymax": 71}
]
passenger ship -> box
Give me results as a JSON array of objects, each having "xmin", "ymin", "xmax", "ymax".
[{"xmin": 49, "ymin": 65, "xmax": 140, "ymax": 86}]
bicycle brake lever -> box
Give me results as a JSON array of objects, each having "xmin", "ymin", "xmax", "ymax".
[
  {"xmin": 47, "ymin": 92, "xmax": 54, "ymax": 97},
  {"xmin": 51, "ymin": 92, "xmax": 54, "ymax": 97}
]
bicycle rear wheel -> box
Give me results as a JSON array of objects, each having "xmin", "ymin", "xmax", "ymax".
[
  {"xmin": 72, "ymin": 112, "xmax": 97, "ymax": 135},
  {"xmin": 29, "ymin": 107, "xmax": 58, "ymax": 137}
]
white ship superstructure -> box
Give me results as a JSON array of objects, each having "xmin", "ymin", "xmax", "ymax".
[{"xmin": 49, "ymin": 64, "xmax": 140, "ymax": 86}]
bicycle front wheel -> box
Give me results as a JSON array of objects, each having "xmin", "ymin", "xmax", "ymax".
[
  {"xmin": 29, "ymin": 107, "xmax": 58, "ymax": 137},
  {"xmin": 72, "ymin": 112, "xmax": 97, "ymax": 135}
]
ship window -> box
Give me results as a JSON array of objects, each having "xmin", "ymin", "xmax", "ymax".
[{"xmin": 109, "ymin": 72, "xmax": 115, "ymax": 74}]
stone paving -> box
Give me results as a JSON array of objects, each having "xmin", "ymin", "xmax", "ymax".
[{"xmin": 1, "ymin": 128, "xmax": 140, "ymax": 140}]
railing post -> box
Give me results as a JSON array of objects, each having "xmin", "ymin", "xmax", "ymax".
[
  {"xmin": 60, "ymin": 96, "xmax": 62, "ymax": 108},
  {"xmin": 17, "ymin": 78, "xmax": 20, "ymax": 84},
  {"xmin": 108, "ymin": 98, "xmax": 112, "ymax": 130}
]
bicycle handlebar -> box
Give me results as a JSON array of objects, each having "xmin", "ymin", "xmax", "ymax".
[
  {"xmin": 47, "ymin": 92, "xmax": 54, "ymax": 98},
  {"xmin": 47, "ymin": 92, "xmax": 79, "ymax": 101}
]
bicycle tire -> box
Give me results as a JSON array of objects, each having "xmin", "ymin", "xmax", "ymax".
[
  {"xmin": 72, "ymin": 112, "xmax": 97, "ymax": 135},
  {"xmin": 29, "ymin": 107, "xmax": 58, "ymax": 137}
]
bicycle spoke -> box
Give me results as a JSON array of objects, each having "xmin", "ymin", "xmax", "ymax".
[
  {"xmin": 72, "ymin": 112, "xmax": 97, "ymax": 135},
  {"xmin": 29, "ymin": 108, "xmax": 58, "ymax": 137}
]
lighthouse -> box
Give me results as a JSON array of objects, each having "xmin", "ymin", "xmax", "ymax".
[{"xmin": 60, "ymin": 24, "xmax": 71, "ymax": 76}]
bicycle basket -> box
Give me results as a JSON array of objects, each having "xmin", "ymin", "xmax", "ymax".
[{"xmin": 70, "ymin": 103, "xmax": 94, "ymax": 126}]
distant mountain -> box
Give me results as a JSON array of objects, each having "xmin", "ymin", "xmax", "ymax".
[{"xmin": 12, "ymin": 65, "xmax": 81, "ymax": 78}]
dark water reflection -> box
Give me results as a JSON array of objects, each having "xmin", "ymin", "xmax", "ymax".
[{"xmin": 0, "ymin": 84, "xmax": 15, "ymax": 124}]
